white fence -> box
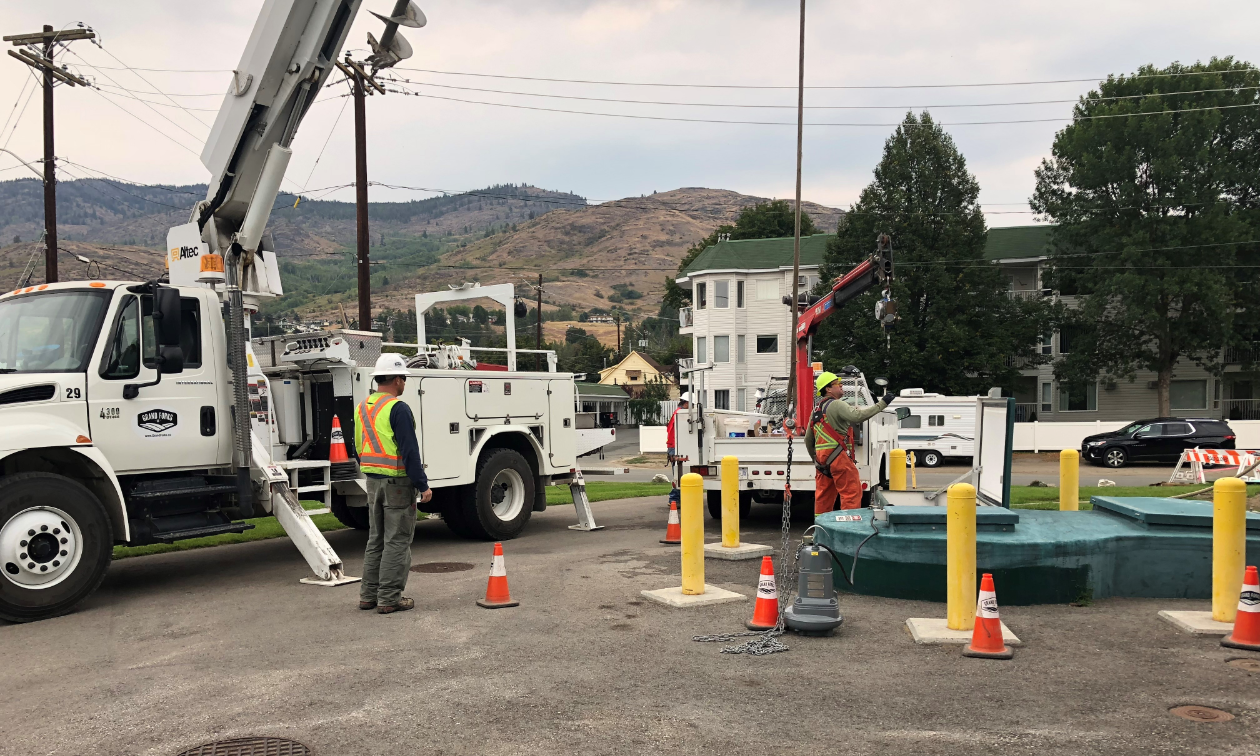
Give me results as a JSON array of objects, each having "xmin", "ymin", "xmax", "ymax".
[
  {"xmin": 640, "ymin": 426, "xmax": 668, "ymax": 454},
  {"xmin": 1013, "ymin": 419, "xmax": 1260, "ymax": 452}
]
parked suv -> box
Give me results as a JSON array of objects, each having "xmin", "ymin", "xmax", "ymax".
[{"xmin": 1081, "ymin": 418, "xmax": 1236, "ymax": 468}]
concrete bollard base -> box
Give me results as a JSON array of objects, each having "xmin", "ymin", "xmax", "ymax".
[
  {"xmin": 641, "ymin": 585, "xmax": 747, "ymax": 608},
  {"xmin": 906, "ymin": 617, "xmax": 1022, "ymax": 646},
  {"xmin": 703, "ymin": 542, "xmax": 774, "ymax": 561},
  {"xmin": 1158, "ymin": 610, "xmax": 1233, "ymax": 636}
]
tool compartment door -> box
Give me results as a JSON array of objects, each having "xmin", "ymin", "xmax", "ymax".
[
  {"xmin": 547, "ymin": 379, "xmax": 576, "ymax": 469},
  {"xmin": 464, "ymin": 376, "xmax": 548, "ymax": 422},
  {"xmin": 416, "ymin": 375, "xmax": 467, "ymax": 481}
]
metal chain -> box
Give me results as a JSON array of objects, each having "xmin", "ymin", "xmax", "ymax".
[{"xmin": 693, "ymin": 416, "xmax": 800, "ymax": 656}]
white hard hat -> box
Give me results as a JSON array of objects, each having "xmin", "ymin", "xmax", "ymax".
[
  {"xmin": 371, "ymin": 353, "xmax": 409, "ymax": 379},
  {"xmin": 680, "ymin": 392, "xmax": 691, "ymax": 403}
]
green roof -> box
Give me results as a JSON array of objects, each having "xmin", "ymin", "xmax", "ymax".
[
  {"xmin": 577, "ymin": 383, "xmax": 630, "ymax": 398},
  {"xmin": 984, "ymin": 225, "xmax": 1053, "ymax": 261},
  {"xmin": 681, "ymin": 234, "xmax": 833, "ymax": 276}
]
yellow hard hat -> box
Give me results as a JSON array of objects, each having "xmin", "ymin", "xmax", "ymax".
[{"xmin": 815, "ymin": 371, "xmax": 839, "ymax": 396}]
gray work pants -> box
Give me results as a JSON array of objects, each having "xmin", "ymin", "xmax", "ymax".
[{"xmin": 360, "ymin": 476, "xmax": 417, "ymax": 607}]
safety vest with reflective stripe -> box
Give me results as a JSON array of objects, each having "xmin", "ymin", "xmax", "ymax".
[
  {"xmin": 355, "ymin": 392, "xmax": 405, "ymax": 476},
  {"xmin": 811, "ymin": 398, "xmax": 850, "ymax": 462}
]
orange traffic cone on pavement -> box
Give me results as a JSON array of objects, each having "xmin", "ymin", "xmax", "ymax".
[
  {"xmin": 745, "ymin": 556, "xmax": 779, "ymax": 630},
  {"xmin": 477, "ymin": 542, "xmax": 519, "ymax": 609},
  {"xmin": 329, "ymin": 415, "xmax": 358, "ymax": 480},
  {"xmin": 1222, "ymin": 565, "xmax": 1260, "ymax": 652},
  {"xmin": 963, "ymin": 573, "xmax": 1014, "ymax": 660},
  {"xmin": 659, "ymin": 500, "xmax": 682, "ymax": 545}
]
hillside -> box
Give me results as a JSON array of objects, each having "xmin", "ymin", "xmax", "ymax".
[{"xmin": 0, "ymin": 179, "xmax": 842, "ymax": 320}]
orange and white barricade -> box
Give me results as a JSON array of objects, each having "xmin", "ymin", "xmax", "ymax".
[{"xmin": 1168, "ymin": 448, "xmax": 1260, "ymax": 485}]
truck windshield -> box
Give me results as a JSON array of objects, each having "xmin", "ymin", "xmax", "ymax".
[{"xmin": 0, "ymin": 290, "xmax": 111, "ymax": 373}]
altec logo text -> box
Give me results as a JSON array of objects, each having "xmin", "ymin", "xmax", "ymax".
[{"xmin": 170, "ymin": 245, "xmax": 200, "ymax": 262}]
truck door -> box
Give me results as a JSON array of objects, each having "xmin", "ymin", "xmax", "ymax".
[
  {"xmin": 88, "ymin": 291, "xmax": 222, "ymax": 474},
  {"xmin": 547, "ymin": 379, "xmax": 575, "ymax": 469},
  {"xmin": 417, "ymin": 375, "xmax": 465, "ymax": 481}
]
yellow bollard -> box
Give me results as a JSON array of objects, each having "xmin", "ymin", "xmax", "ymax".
[
  {"xmin": 909, "ymin": 451, "xmax": 917, "ymax": 490},
  {"xmin": 890, "ymin": 449, "xmax": 907, "ymax": 491},
  {"xmin": 680, "ymin": 473, "xmax": 705, "ymax": 595},
  {"xmin": 1060, "ymin": 449, "xmax": 1079, "ymax": 511},
  {"xmin": 1213, "ymin": 477, "xmax": 1247, "ymax": 623},
  {"xmin": 721, "ymin": 456, "xmax": 740, "ymax": 548},
  {"xmin": 947, "ymin": 482, "xmax": 977, "ymax": 631}
]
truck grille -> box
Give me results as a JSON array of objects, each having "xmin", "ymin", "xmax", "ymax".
[{"xmin": 0, "ymin": 384, "xmax": 55, "ymax": 405}]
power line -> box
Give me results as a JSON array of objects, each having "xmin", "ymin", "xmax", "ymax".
[
  {"xmin": 88, "ymin": 40, "xmax": 213, "ymax": 127},
  {"xmin": 380, "ymin": 75, "xmax": 1260, "ymax": 111},
  {"xmin": 382, "ymin": 85, "xmax": 1260, "ymax": 127},
  {"xmin": 70, "ymin": 64, "xmax": 230, "ymax": 73},
  {"xmin": 65, "ymin": 48, "xmax": 209, "ymax": 143},
  {"xmin": 394, "ymin": 66, "xmax": 1260, "ymax": 91},
  {"xmin": 78, "ymin": 80, "xmax": 203, "ymax": 158}
]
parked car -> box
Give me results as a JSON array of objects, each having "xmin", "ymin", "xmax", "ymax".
[{"xmin": 1081, "ymin": 418, "xmax": 1236, "ymax": 468}]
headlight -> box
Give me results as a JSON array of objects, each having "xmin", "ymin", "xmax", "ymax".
[{"xmin": 1087, "ymin": 441, "xmax": 1104, "ymax": 447}]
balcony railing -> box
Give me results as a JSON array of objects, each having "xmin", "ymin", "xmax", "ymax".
[
  {"xmin": 1006, "ymin": 289, "xmax": 1048, "ymax": 301},
  {"xmin": 678, "ymin": 306, "xmax": 693, "ymax": 330},
  {"xmin": 1224, "ymin": 399, "xmax": 1260, "ymax": 420},
  {"xmin": 1013, "ymin": 403, "xmax": 1039, "ymax": 422},
  {"xmin": 1225, "ymin": 343, "xmax": 1260, "ymax": 364}
]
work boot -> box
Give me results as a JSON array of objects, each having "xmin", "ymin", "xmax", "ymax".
[
  {"xmin": 377, "ymin": 596, "xmax": 415, "ymax": 614},
  {"xmin": 358, "ymin": 600, "xmax": 377, "ymax": 611}
]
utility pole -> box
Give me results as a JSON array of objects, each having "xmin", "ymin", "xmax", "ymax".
[
  {"xmin": 535, "ymin": 273, "xmax": 543, "ymax": 371},
  {"xmin": 786, "ymin": 0, "xmax": 807, "ymax": 435},
  {"xmin": 614, "ymin": 313, "xmax": 622, "ymax": 357},
  {"xmin": 5, "ymin": 24, "xmax": 93, "ymax": 284}
]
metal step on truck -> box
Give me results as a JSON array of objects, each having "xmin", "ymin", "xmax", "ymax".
[{"xmin": 0, "ymin": 0, "xmax": 609, "ymax": 623}]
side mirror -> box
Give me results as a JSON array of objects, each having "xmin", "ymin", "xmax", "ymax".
[
  {"xmin": 159, "ymin": 345, "xmax": 184, "ymax": 374},
  {"xmin": 895, "ymin": 407, "xmax": 911, "ymax": 421},
  {"xmin": 153, "ymin": 286, "xmax": 182, "ymax": 347}
]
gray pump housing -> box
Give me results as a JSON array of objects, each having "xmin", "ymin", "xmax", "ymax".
[{"xmin": 783, "ymin": 542, "xmax": 844, "ymax": 635}]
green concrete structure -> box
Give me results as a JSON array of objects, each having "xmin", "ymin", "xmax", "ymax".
[{"xmin": 812, "ymin": 497, "xmax": 1260, "ymax": 605}]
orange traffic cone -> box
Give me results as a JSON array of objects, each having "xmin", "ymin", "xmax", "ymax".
[
  {"xmin": 659, "ymin": 500, "xmax": 682, "ymax": 545},
  {"xmin": 963, "ymin": 573, "xmax": 1014, "ymax": 660},
  {"xmin": 476, "ymin": 542, "xmax": 519, "ymax": 609},
  {"xmin": 329, "ymin": 415, "xmax": 358, "ymax": 480},
  {"xmin": 1222, "ymin": 565, "xmax": 1260, "ymax": 652},
  {"xmin": 745, "ymin": 556, "xmax": 779, "ymax": 630}
]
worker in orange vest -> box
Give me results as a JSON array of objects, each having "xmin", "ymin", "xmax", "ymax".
[{"xmin": 805, "ymin": 367, "xmax": 893, "ymax": 513}]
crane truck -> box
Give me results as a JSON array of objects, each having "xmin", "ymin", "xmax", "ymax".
[
  {"xmin": 0, "ymin": 0, "xmax": 600, "ymax": 624},
  {"xmin": 672, "ymin": 234, "xmax": 909, "ymax": 515}
]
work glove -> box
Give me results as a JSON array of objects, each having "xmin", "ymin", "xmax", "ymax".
[{"xmin": 881, "ymin": 389, "xmax": 895, "ymax": 405}]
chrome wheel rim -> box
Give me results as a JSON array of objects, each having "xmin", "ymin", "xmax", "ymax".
[
  {"xmin": 489, "ymin": 468, "xmax": 525, "ymax": 521},
  {"xmin": 1, "ymin": 506, "xmax": 83, "ymax": 589}
]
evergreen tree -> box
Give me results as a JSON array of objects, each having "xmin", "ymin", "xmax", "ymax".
[{"xmin": 815, "ymin": 112, "xmax": 1049, "ymax": 394}]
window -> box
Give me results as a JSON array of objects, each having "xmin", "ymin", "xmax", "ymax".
[
  {"xmin": 714, "ymin": 389, "xmax": 730, "ymax": 410},
  {"xmin": 928, "ymin": 415, "xmax": 946, "ymax": 426},
  {"xmin": 757, "ymin": 279, "xmax": 779, "ymax": 300},
  {"xmin": 696, "ymin": 336, "xmax": 707, "ymax": 364},
  {"xmin": 1162, "ymin": 422, "xmax": 1192, "ymax": 436},
  {"xmin": 736, "ymin": 335, "xmax": 746, "ymax": 363},
  {"xmin": 0, "ymin": 290, "xmax": 110, "ymax": 374},
  {"xmin": 695, "ymin": 282, "xmax": 707, "ymax": 310},
  {"xmin": 900, "ymin": 415, "xmax": 922, "ymax": 429},
  {"xmin": 1058, "ymin": 381, "xmax": 1098, "ymax": 411},
  {"xmin": 714, "ymin": 280, "xmax": 729, "ymax": 309},
  {"xmin": 1040, "ymin": 383, "xmax": 1052, "ymax": 412},
  {"xmin": 102, "ymin": 296, "xmax": 141, "ymax": 379},
  {"xmin": 1040, "ymin": 333, "xmax": 1053, "ymax": 356},
  {"xmin": 625, "ymin": 369, "xmax": 642, "ymax": 381},
  {"xmin": 179, "ymin": 298, "xmax": 202, "ymax": 369},
  {"xmin": 714, "ymin": 335, "xmax": 730, "ymax": 363},
  {"xmin": 1170, "ymin": 379, "xmax": 1207, "ymax": 410},
  {"xmin": 1133, "ymin": 423, "xmax": 1160, "ymax": 437},
  {"xmin": 737, "ymin": 388, "xmax": 746, "ymax": 412},
  {"xmin": 756, "ymin": 335, "xmax": 778, "ymax": 354},
  {"xmin": 736, "ymin": 281, "xmax": 745, "ymax": 308},
  {"xmin": 1058, "ymin": 325, "xmax": 1089, "ymax": 356}
]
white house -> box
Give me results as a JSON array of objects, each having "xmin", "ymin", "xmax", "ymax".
[{"xmin": 675, "ymin": 234, "xmax": 827, "ymax": 411}]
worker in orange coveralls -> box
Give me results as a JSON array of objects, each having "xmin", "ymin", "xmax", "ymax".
[{"xmin": 805, "ymin": 367, "xmax": 893, "ymax": 513}]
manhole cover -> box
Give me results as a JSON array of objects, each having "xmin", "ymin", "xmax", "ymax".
[
  {"xmin": 1227, "ymin": 657, "xmax": 1260, "ymax": 673},
  {"xmin": 1169, "ymin": 705, "xmax": 1235, "ymax": 722},
  {"xmin": 411, "ymin": 561, "xmax": 475, "ymax": 573},
  {"xmin": 176, "ymin": 737, "xmax": 311, "ymax": 756}
]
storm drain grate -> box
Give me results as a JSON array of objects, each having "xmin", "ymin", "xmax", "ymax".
[
  {"xmin": 1169, "ymin": 705, "xmax": 1235, "ymax": 722},
  {"xmin": 411, "ymin": 561, "xmax": 475, "ymax": 573},
  {"xmin": 176, "ymin": 737, "xmax": 311, "ymax": 755},
  {"xmin": 1227, "ymin": 657, "xmax": 1260, "ymax": 673}
]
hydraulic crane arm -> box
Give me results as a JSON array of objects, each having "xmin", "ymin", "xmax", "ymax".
[{"xmin": 791, "ymin": 233, "xmax": 895, "ymax": 434}]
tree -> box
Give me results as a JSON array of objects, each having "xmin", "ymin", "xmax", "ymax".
[
  {"xmin": 1032, "ymin": 59, "xmax": 1260, "ymax": 415},
  {"xmin": 662, "ymin": 200, "xmax": 819, "ymax": 312},
  {"xmin": 816, "ymin": 112, "xmax": 1050, "ymax": 394},
  {"xmin": 472, "ymin": 304, "xmax": 489, "ymax": 325}
]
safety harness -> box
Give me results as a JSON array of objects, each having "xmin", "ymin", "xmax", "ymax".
[{"xmin": 811, "ymin": 398, "xmax": 854, "ymax": 477}]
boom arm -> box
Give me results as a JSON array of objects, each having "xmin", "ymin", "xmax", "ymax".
[{"xmin": 792, "ymin": 233, "xmax": 894, "ymax": 434}]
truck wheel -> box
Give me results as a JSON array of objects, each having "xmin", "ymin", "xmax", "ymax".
[
  {"xmin": 705, "ymin": 490, "xmax": 752, "ymax": 519},
  {"xmin": 0, "ymin": 473, "xmax": 113, "ymax": 623},
  {"xmin": 330, "ymin": 493, "xmax": 369, "ymax": 530},
  {"xmin": 920, "ymin": 450, "xmax": 942, "ymax": 468},
  {"xmin": 456, "ymin": 448, "xmax": 535, "ymax": 540}
]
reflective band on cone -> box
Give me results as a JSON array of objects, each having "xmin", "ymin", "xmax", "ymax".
[
  {"xmin": 746, "ymin": 555, "xmax": 779, "ymax": 630},
  {"xmin": 963, "ymin": 573, "xmax": 1013, "ymax": 660},
  {"xmin": 1222, "ymin": 565, "xmax": 1260, "ymax": 652},
  {"xmin": 660, "ymin": 500, "xmax": 682, "ymax": 545},
  {"xmin": 477, "ymin": 542, "xmax": 519, "ymax": 609}
]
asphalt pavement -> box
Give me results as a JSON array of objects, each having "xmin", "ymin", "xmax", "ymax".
[{"xmin": 2, "ymin": 495, "xmax": 1256, "ymax": 755}]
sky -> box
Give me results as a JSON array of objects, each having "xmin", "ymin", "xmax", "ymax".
[{"xmin": 1, "ymin": 0, "xmax": 1258, "ymax": 228}]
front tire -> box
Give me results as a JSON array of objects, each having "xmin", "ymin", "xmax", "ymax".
[
  {"xmin": 1104, "ymin": 447, "xmax": 1128, "ymax": 469},
  {"xmin": 0, "ymin": 473, "xmax": 113, "ymax": 623},
  {"xmin": 706, "ymin": 490, "xmax": 752, "ymax": 519},
  {"xmin": 330, "ymin": 493, "xmax": 370, "ymax": 530},
  {"xmin": 919, "ymin": 450, "xmax": 942, "ymax": 468},
  {"xmin": 451, "ymin": 448, "xmax": 535, "ymax": 540}
]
